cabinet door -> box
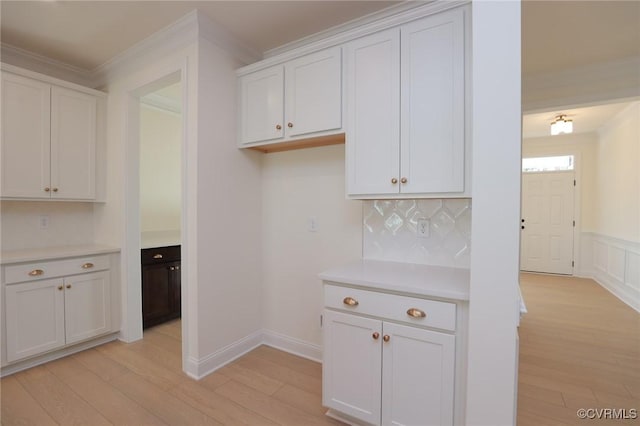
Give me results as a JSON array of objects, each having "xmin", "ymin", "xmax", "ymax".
[
  {"xmin": 64, "ymin": 271, "xmax": 111, "ymax": 344},
  {"xmin": 322, "ymin": 310, "xmax": 382, "ymax": 425},
  {"xmin": 50, "ymin": 86, "xmax": 96, "ymax": 199},
  {"xmin": 5, "ymin": 278, "xmax": 65, "ymax": 362},
  {"xmin": 345, "ymin": 28, "xmax": 401, "ymax": 196},
  {"xmin": 400, "ymin": 9, "xmax": 465, "ymax": 194},
  {"xmin": 1, "ymin": 72, "xmax": 51, "ymax": 198},
  {"xmin": 142, "ymin": 262, "xmax": 177, "ymax": 328},
  {"xmin": 381, "ymin": 322, "xmax": 455, "ymax": 426},
  {"xmin": 285, "ymin": 47, "xmax": 342, "ymax": 138},
  {"xmin": 239, "ymin": 66, "xmax": 284, "ymax": 144}
]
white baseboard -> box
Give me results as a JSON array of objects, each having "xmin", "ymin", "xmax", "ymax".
[
  {"xmin": 262, "ymin": 329, "xmax": 322, "ymax": 363},
  {"xmin": 593, "ymin": 272, "xmax": 640, "ymax": 313},
  {"xmin": 188, "ymin": 330, "xmax": 264, "ymax": 380}
]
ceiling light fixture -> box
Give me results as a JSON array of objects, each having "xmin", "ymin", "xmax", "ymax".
[{"xmin": 550, "ymin": 114, "xmax": 573, "ymax": 135}]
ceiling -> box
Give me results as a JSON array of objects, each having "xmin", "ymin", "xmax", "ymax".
[
  {"xmin": 0, "ymin": 1, "xmax": 399, "ymax": 71},
  {"xmin": 522, "ymin": 101, "xmax": 632, "ymax": 139}
]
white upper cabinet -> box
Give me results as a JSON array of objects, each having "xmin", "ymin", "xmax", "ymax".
[
  {"xmin": 1, "ymin": 70, "xmax": 100, "ymax": 200},
  {"xmin": 346, "ymin": 6, "xmax": 469, "ymax": 198},
  {"xmin": 345, "ymin": 29, "xmax": 400, "ymax": 196},
  {"xmin": 240, "ymin": 66, "xmax": 284, "ymax": 144},
  {"xmin": 1, "ymin": 72, "xmax": 51, "ymax": 198},
  {"xmin": 238, "ymin": 46, "xmax": 342, "ymax": 148}
]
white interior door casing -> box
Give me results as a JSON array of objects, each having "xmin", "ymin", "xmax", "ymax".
[
  {"xmin": 345, "ymin": 28, "xmax": 401, "ymax": 196},
  {"xmin": 285, "ymin": 47, "xmax": 342, "ymax": 138},
  {"xmin": 51, "ymin": 86, "xmax": 96, "ymax": 199},
  {"xmin": 400, "ymin": 9, "xmax": 465, "ymax": 194},
  {"xmin": 1, "ymin": 72, "xmax": 51, "ymax": 198},
  {"xmin": 521, "ymin": 171, "xmax": 575, "ymax": 274},
  {"xmin": 381, "ymin": 322, "xmax": 455, "ymax": 426},
  {"xmin": 322, "ymin": 310, "xmax": 382, "ymax": 425}
]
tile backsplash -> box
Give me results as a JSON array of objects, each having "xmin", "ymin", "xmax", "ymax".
[{"xmin": 363, "ymin": 199, "xmax": 471, "ymax": 268}]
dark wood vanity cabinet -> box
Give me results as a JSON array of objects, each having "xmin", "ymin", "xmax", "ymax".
[{"xmin": 141, "ymin": 245, "xmax": 181, "ymax": 329}]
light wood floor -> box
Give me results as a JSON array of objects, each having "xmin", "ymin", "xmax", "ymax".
[
  {"xmin": 2, "ymin": 275, "xmax": 638, "ymax": 425},
  {"xmin": 1, "ymin": 321, "xmax": 343, "ymax": 426},
  {"xmin": 517, "ymin": 273, "xmax": 640, "ymax": 425}
]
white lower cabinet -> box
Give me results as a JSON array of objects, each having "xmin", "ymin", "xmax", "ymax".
[
  {"xmin": 2, "ymin": 255, "xmax": 114, "ymax": 365},
  {"xmin": 323, "ymin": 285, "xmax": 457, "ymax": 426}
]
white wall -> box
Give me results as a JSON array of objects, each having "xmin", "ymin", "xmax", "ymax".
[
  {"xmin": 0, "ymin": 201, "xmax": 95, "ymax": 250},
  {"xmin": 594, "ymin": 103, "xmax": 639, "ymax": 243},
  {"xmin": 467, "ymin": 2, "xmax": 521, "ymax": 424},
  {"xmin": 139, "ymin": 104, "xmax": 181, "ymax": 233},
  {"xmin": 261, "ymin": 145, "xmax": 362, "ymax": 357},
  {"xmin": 192, "ymin": 35, "xmax": 263, "ymax": 374}
]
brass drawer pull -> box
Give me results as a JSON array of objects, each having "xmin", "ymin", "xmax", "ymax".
[
  {"xmin": 153, "ymin": 254, "xmax": 163, "ymax": 259},
  {"xmin": 407, "ymin": 308, "xmax": 426, "ymax": 318},
  {"xmin": 28, "ymin": 269, "xmax": 44, "ymax": 276},
  {"xmin": 82, "ymin": 262, "xmax": 94, "ymax": 269},
  {"xmin": 343, "ymin": 297, "xmax": 359, "ymax": 307}
]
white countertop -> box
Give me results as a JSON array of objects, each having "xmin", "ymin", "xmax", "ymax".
[
  {"xmin": 1, "ymin": 244, "xmax": 120, "ymax": 265},
  {"xmin": 319, "ymin": 259, "xmax": 470, "ymax": 301},
  {"xmin": 141, "ymin": 230, "xmax": 181, "ymax": 249}
]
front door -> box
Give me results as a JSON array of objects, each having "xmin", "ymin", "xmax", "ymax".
[{"xmin": 521, "ymin": 171, "xmax": 575, "ymax": 274}]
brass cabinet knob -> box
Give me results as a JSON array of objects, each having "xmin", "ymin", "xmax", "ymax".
[
  {"xmin": 391, "ymin": 178, "xmax": 398, "ymax": 184},
  {"xmin": 170, "ymin": 266, "xmax": 175, "ymax": 271},
  {"xmin": 383, "ymin": 335, "xmax": 390, "ymax": 342},
  {"xmin": 276, "ymin": 124, "xmax": 282, "ymax": 130},
  {"xmin": 287, "ymin": 122, "xmax": 293, "ymax": 128},
  {"xmin": 81, "ymin": 263, "xmax": 94, "ymax": 269},
  {"xmin": 343, "ymin": 296, "xmax": 359, "ymax": 307},
  {"xmin": 57, "ymin": 285, "xmax": 63, "ymax": 291},
  {"xmin": 66, "ymin": 284, "xmax": 72, "ymax": 289},
  {"xmin": 372, "ymin": 332, "xmax": 380, "ymax": 340},
  {"xmin": 52, "ymin": 188, "xmax": 58, "ymax": 192},
  {"xmin": 406, "ymin": 308, "xmax": 426, "ymax": 318},
  {"xmin": 28, "ymin": 269, "xmax": 44, "ymax": 276},
  {"xmin": 176, "ymin": 266, "xmax": 180, "ymax": 270},
  {"xmin": 153, "ymin": 254, "xmax": 163, "ymax": 259},
  {"xmin": 400, "ymin": 177, "xmax": 407, "ymax": 184},
  {"xmin": 44, "ymin": 187, "xmax": 50, "ymax": 192}
]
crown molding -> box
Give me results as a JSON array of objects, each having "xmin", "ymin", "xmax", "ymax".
[
  {"xmin": 0, "ymin": 62, "xmax": 106, "ymax": 97},
  {"xmin": 237, "ymin": 0, "xmax": 469, "ymax": 76},
  {"xmin": 1, "ymin": 43, "xmax": 94, "ymax": 87}
]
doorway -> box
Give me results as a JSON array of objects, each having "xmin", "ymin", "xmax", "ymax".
[
  {"xmin": 139, "ymin": 81, "xmax": 183, "ymax": 344},
  {"xmin": 520, "ymin": 167, "xmax": 575, "ymax": 275}
]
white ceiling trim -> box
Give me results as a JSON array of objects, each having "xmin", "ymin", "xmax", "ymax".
[
  {"xmin": 1, "ymin": 43, "xmax": 93, "ymax": 87},
  {"xmin": 196, "ymin": 12, "xmax": 261, "ymax": 66},
  {"xmin": 239, "ymin": 0, "xmax": 469, "ymax": 76}
]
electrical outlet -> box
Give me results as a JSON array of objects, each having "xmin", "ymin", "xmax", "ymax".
[
  {"xmin": 308, "ymin": 216, "xmax": 318, "ymax": 232},
  {"xmin": 417, "ymin": 219, "xmax": 430, "ymax": 238},
  {"xmin": 39, "ymin": 215, "xmax": 49, "ymax": 229}
]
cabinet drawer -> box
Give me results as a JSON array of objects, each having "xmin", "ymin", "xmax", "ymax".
[
  {"xmin": 4, "ymin": 255, "xmax": 110, "ymax": 284},
  {"xmin": 141, "ymin": 245, "xmax": 180, "ymax": 265},
  {"xmin": 324, "ymin": 284, "xmax": 456, "ymax": 332}
]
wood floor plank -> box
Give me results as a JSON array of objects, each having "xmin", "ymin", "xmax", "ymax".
[
  {"xmin": 214, "ymin": 379, "xmax": 333, "ymax": 426},
  {"xmin": 45, "ymin": 356, "xmax": 167, "ymax": 425},
  {"xmin": 217, "ymin": 362, "xmax": 285, "ymax": 395},
  {"xmin": 111, "ymin": 371, "xmax": 220, "ymax": 425},
  {"xmin": 71, "ymin": 346, "xmax": 130, "ymax": 383},
  {"xmin": 237, "ymin": 352, "xmax": 323, "ymax": 396},
  {"xmin": 15, "ymin": 365, "xmax": 111, "ymax": 425},
  {"xmin": 0, "ymin": 375, "xmax": 57, "ymax": 426},
  {"xmin": 273, "ymin": 383, "xmax": 331, "ymax": 418},
  {"xmin": 169, "ymin": 379, "xmax": 279, "ymax": 425},
  {"xmin": 151, "ymin": 319, "xmax": 182, "ymax": 340},
  {"xmin": 253, "ymin": 345, "xmax": 323, "ymax": 377}
]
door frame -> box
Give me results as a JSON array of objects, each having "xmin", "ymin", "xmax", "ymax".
[{"xmin": 520, "ymin": 152, "xmax": 582, "ymax": 275}]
